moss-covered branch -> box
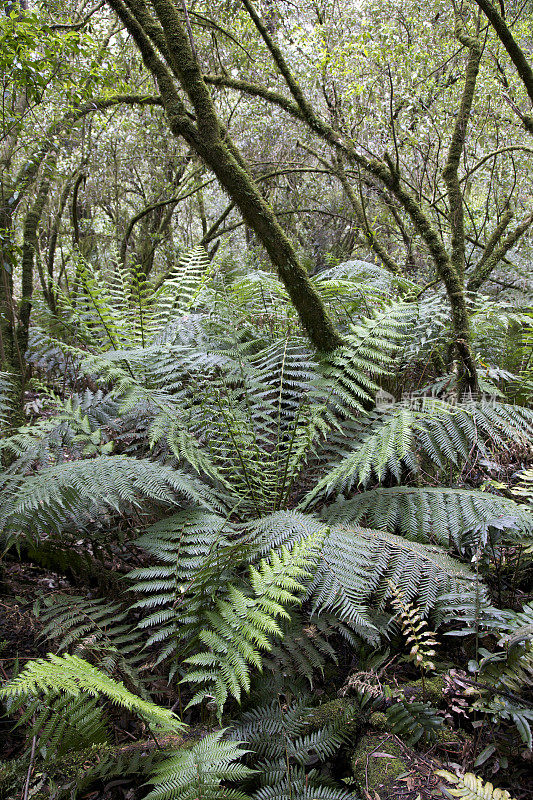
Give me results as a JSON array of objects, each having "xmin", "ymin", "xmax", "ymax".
[
  {"xmin": 473, "ymin": 0, "xmax": 533, "ymax": 122},
  {"xmin": 240, "ymin": 0, "xmax": 324, "ymax": 125},
  {"xmin": 105, "ymin": 0, "xmax": 343, "ymax": 351},
  {"xmin": 442, "ymin": 25, "xmax": 482, "ymax": 284},
  {"xmin": 204, "ymin": 63, "xmax": 480, "ymax": 390},
  {"xmin": 467, "ymin": 210, "xmax": 533, "ymax": 293}
]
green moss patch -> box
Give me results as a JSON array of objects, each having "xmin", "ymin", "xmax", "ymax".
[{"xmin": 351, "ymin": 733, "xmax": 407, "ymax": 795}]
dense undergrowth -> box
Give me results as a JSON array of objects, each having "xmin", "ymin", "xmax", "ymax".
[{"xmin": 0, "ymin": 248, "xmax": 532, "ymax": 800}]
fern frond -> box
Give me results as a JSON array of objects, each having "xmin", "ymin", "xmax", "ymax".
[
  {"xmin": 309, "ymin": 523, "xmax": 489, "ymax": 641},
  {"xmin": 231, "ymin": 698, "xmax": 357, "ymax": 798},
  {"xmin": 323, "ymin": 487, "xmax": 533, "ymax": 548},
  {"xmin": 304, "ymin": 408, "xmax": 417, "ymax": 505},
  {"xmin": 183, "ymin": 535, "xmax": 320, "ymax": 713},
  {"xmin": 10, "ymin": 692, "xmax": 109, "ymax": 761},
  {"xmin": 145, "ymin": 729, "xmax": 253, "ymax": 800},
  {"xmin": 0, "ymin": 371, "xmax": 14, "ymax": 431},
  {"xmin": 38, "ymin": 594, "xmax": 147, "ymax": 692},
  {"xmin": 252, "ymin": 766, "xmax": 355, "ymax": 800},
  {"xmin": 435, "ymin": 770, "xmax": 516, "ymax": 800},
  {"xmin": 1, "ymin": 654, "xmax": 184, "ymax": 733},
  {"xmin": 315, "ymin": 300, "xmax": 416, "ymax": 415},
  {"xmin": 153, "ymin": 245, "xmax": 212, "ymax": 326},
  {"xmin": 511, "ymin": 468, "xmax": 533, "ymax": 504},
  {"xmin": 1, "ymin": 456, "xmax": 218, "ymax": 543},
  {"xmin": 304, "ymin": 398, "xmax": 533, "ymax": 505},
  {"xmin": 262, "ymin": 611, "xmax": 355, "ymax": 686},
  {"xmin": 389, "ymin": 582, "xmax": 438, "ymax": 671},
  {"xmin": 480, "ymin": 602, "xmax": 533, "ymax": 694},
  {"xmin": 386, "ymin": 699, "xmax": 443, "ymax": 744},
  {"xmin": 130, "ymin": 508, "xmax": 236, "ymax": 670},
  {"xmin": 245, "ymin": 510, "xmax": 327, "ymax": 554}
]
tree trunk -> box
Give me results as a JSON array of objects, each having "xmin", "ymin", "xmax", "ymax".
[{"xmin": 104, "ymin": 0, "xmax": 343, "ymax": 352}]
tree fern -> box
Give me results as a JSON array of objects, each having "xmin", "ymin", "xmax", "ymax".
[
  {"xmin": 141, "ymin": 300, "xmax": 423, "ymax": 515},
  {"xmin": 131, "ymin": 512, "xmax": 344, "ymax": 690},
  {"xmin": 133, "ymin": 335, "xmax": 321, "ymax": 515},
  {"xmin": 153, "ymin": 244, "xmax": 212, "ymax": 324},
  {"xmin": 53, "ymin": 246, "xmax": 213, "ymax": 352},
  {"xmin": 133, "ymin": 508, "xmax": 493, "ymax": 660},
  {"xmin": 66, "ymin": 331, "xmax": 320, "ymax": 516}
]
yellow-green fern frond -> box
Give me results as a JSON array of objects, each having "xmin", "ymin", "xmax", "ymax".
[{"xmin": 436, "ymin": 770, "xmax": 516, "ymax": 800}]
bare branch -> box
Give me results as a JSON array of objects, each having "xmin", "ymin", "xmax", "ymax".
[{"xmin": 49, "ymin": 1, "xmax": 105, "ymax": 31}]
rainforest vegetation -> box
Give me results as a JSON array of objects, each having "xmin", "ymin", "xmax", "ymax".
[{"xmin": 1, "ymin": 1, "xmax": 533, "ymax": 799}]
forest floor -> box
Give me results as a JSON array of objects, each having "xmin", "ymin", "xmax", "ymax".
[
  {"xmin": 1, "ymin": 551, "xmax": 532, "ymax": 800},
  {"xmin": 1, "ymin": 408, "xmax": 532, "ymax": 800}
]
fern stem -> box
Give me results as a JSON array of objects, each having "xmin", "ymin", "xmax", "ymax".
[
  {"xmin": 22, "ymin": 733, "xmax": 37, "ymax": 800},
  {"xmin": 214, "ymin": 390, "xmax": 261, "ymax": 511},
  {"xmin": 277, "ymin": 401, "xmax": 305, "ymax": 510},
  {"xmin": 273, "ymin": 332, "xmax": 290, "ymax": 508}
]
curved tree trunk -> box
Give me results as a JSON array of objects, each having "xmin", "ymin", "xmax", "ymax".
[{"xmin": 104, "ymin": 0, "xmax": 343, "ymax": 353}]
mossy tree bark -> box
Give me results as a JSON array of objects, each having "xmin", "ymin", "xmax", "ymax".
[
  {"xmin": 204, "ymin": 4, "xmax": 486, "ymax": 394},
  {"xmin": 473, "ymin": 0, "xmax": 533, "ymax": 133},
  {"xmin": 441, "ymin": 27, "xmax": 482, "ymax": 287},
  {"xmin": 101, "ymin": 0, "xmax": 533, "ymax": 385},
  {"xmin": 0, "ymin": 94, "xmax": 163, "ymax": 428},
  {"xmin": 104, "ymin": 0, "xmax": 343, "ymax": 352}
]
